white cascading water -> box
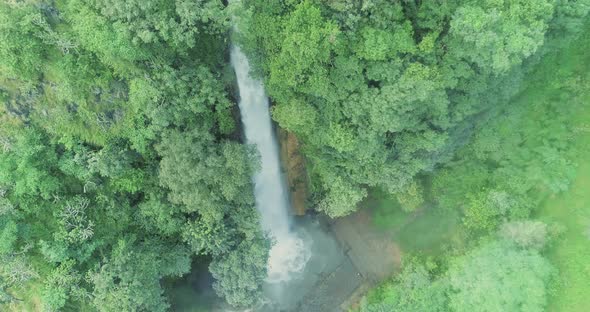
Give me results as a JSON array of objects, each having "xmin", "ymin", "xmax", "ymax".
[{"xmin": 231, "ymin": 46, "xmax": 310, "ymax": 283}]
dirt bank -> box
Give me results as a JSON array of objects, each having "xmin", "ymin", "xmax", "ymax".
[{"xmin": 278, "ymin": 128, "xmax": 308, "ymax": 216}]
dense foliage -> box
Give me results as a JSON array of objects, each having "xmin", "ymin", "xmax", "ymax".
[
  {"xmin": 1, "ymin": 0, "xmax": 589, "ymax": 311},
  {"xmin": 0, "ymin": 0, "xmax": 268, "ymax": 310},
  {"xmin": 358, "ymin": 16, "xmax": 590, "ymax": 312},
  {"xmin": 239, "ymin": 0, "xmax": 590, "ymax": 217}
]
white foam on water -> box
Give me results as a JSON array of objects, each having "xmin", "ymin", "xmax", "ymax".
[{"xmin": 267, "ymin": 232, "xmax": 312, "ymax": 283}]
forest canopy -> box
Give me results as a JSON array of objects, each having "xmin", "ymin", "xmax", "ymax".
[
  {"xmin": 1, "ymin": 0, "xmax": 589, "ymax": 311},
  {"xmin": 238, "ymin": 0, "xmax": 590, "ymax": 217},
  {"xmin": 1, "ymin": 0, "xmax": 266, "ymax": 310}
]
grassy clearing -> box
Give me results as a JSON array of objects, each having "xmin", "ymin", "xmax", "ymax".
[
  {"xmin": 395, "ymin": 208, "xmax": 462, "ymax": 254},
  {"xmin": 535, "ymin": 30, "xmax": 590, "ymax": 311},
  {"xmin": 519, "ymin": 25, "xmax": 590, "ymax": 312},
  {"xmin": 540, "ymin": 162, "xmax": 590, "ymax": 312},
  {"xmin": 368, "ymin": 190, "xmax": 463, "ymax": 256},
  {"xmin": 369, "ymin": 191, "xmax": 411, "ymax": 231}
]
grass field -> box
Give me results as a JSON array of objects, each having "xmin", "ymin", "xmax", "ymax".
[
  {"xmin": 540, "ymin": 161, "xmax": 590, "ymax": 312},
  {"xmin": 368, "ymin": 190, "xmax": 463, "ymax": 256},
  {"xmin": 535, "ymin": 29, "xmax": 590, "ymax": 311},
  {"xmin": 519, "ymin": 24, "xmax": 590, "ymax": 312}
]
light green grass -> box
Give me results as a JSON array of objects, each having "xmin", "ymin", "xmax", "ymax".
[
  {"xmin": 540, "ymin": 162, "xmax": 590, "ymax": 312},
  {"xmin": 368, "ymin": 190, "xmax": 463, "ymax": 256},
  {"xmin": 395, "ymin": 208, "xmax": 462, "ymax": 254},
  {"xmin": 369, "ymin": 191, "xmax": 411, "ymax": 231},
  {"xmin": 523, "ymin": 26, "xmax": 590, "ymax": 312},
  {"xmin": 536, "ymin": 41, "xmax": 590, "ymax": 312}
]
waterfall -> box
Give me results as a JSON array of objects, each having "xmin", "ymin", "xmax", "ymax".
[{"xmin": 231, "ymin": 46, "xmax": 310, "ymax": 283}]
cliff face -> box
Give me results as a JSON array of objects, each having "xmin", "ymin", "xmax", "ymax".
[{"xmin": 278, "ymin": 128, "xmax": 308, "ymax": 216}]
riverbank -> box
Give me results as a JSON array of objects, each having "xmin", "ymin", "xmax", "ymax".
[{"xmin": 275, "ymin": 129, "xmax": 401, "ymax": 311}]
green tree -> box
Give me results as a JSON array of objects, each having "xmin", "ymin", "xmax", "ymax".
[
  {"xmin": 41, "ymin": 260, "xmax": 87, "ymax": 312},
  {"xmin": 157, "ymin": 129, "xmax": 255, "ymax": 218},
  {"xmin": 447, "ymin": 240, "xmax": 554, "ymax": 312},
  {"xmin": 266, "ymin": 1, "xmax": 340, "ymax": 100},
  {"xmin": 359, "ymin": 262, "xmax": 448, "ymax": 312},
  {"xmin": 395, "ymin": 180, "xmax": 425, "ymax": 213},
  {"xmin": 0, "ymin": 4, "xmax": 47, "ymax": 81},
  {"xmin": 449, "ymin": 0, "xmax": 555, "ymax": 74},
  {"xmin": 209, "ymin": 237, "xmax": 269, "ymax": 307},
  {"xmin": 88, "ymin": 238, "xmax": 191, "ymax": 312}
]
